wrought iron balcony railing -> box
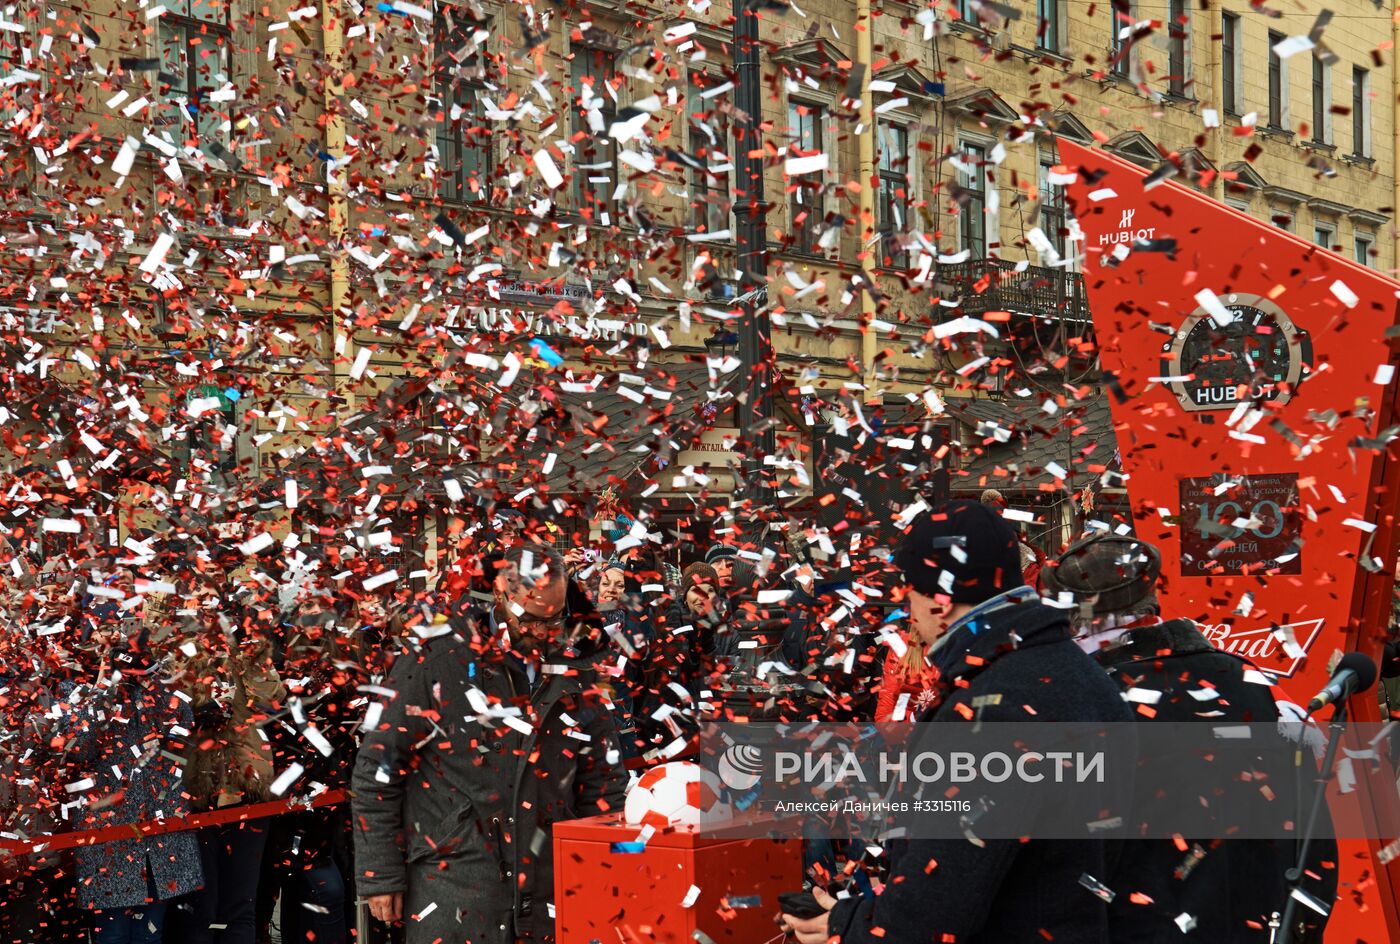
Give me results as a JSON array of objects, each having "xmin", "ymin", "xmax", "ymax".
[{"xmin": 939, "ymin": 259, "xmax": 1091, "ymax": 324}]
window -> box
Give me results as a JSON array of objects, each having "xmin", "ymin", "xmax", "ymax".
[
  {"xmin": 1310, "ymin": 57, "xmax": 1330, "ymax": 144},
  {"xmin": 571, "ymin": 46, "xmax": 618, "ymax": 219},
  {"xmin": 957, "ymin": 142, "xmax": 989, "ymax": 258},
  {"xmin": 433, "ymin": 8, "xmax": 489, "ymax": 204},
  {"xmin": 877, "ymin": 122, "xmax": 910, "ymax": 269},
  {"xmin": 1353, "ymin": 67, "xmax": 1371, "ymax": 158},
  {"xmin": 787, "ymin": 101, "xmax": 825, "ymax": 253},
  {"xmin": 1110, "ymin": 0, "xmax": 1131, "ymax": 77},
  {"xmin": 1036, "ymin": 0, "xmax": 1059, "ymax": 51},
  {"xmin": 1313, "ymin": 225, "xmax": 1333, "ymax": 249},
  {"xmin": 1267, "ymin": 30, "xmax": 1286, "ymax": 129},
  {"xmin": 1038, "ymin": 152, "xmax": 1068, "ymax": 261},
  {"xmin": 1271, "ymin": 210, "xmax": 1294, "ymax": 232},
  {"xmin": 1222, "ymin": 13, "xmax": 1240, "ymax": 115},
  {"xmin": 687, "ymin": 72, "xmax": 731, "ymax": 237},
  {"xmin": 1167, "ymin": 0, "xmax": 1188, "ymax": 97},
  {"xmin": 0, "ymin": 6, "xmax": 23, "ymax": 111},
  {"xmin": 157, "ymin": 0, "xmax": 232, "ymax": 155},
  {"xmin": 180, "ymin": 382, "xmax": 246, "ymax": 477},
  {"xmin": 1355, "ymin": 234, "xmax": 1374, "ymax": 267}
]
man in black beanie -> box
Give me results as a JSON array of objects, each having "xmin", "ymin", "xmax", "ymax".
[
  {"xmin": 1045, "ymin": 533, "xmax": 1336, "ymax": 944},
  {"xmin": 782, "ymin": 500, "xmax": 1134, "ymax": 944}
]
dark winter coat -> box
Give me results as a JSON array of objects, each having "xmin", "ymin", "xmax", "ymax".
[
  {"xmin": 1094, "ymin": 618, "xmax": 1337, "ymax": 944},
  {"xmin": 62, "ymin": 673, "xmax": 205, "ymax": 910},
  {"xmin": 351, "ymin": 620, "xmax": 627, "ymax": 944},
  {"xmin": 596, "ymin": 597, "xmax": 653, "ymax": 759},
  {"xmin": 826, "ymin": 590, "xmax": 1135, "ymax": 944}
]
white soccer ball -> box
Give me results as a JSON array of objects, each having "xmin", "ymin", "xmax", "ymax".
[{"xmin": 623, "ymin": 761, "xmax": 731, "ymax": 828}]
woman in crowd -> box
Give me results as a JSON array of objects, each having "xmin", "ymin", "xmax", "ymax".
[
  {"xmin": 64, "ymin": 600, "xmax": 204, "ymax": 943},
  {"xmin": 587, "ymin": 559, "xmax": 649, "ymax": 759},
  {"xmin": 874, "ymin": 633, "xmax": 939, "ymax": 723},
  {"xmin": 257, "ymin": 593, "xmax": 362, "ymax": 944},
  {"xmin": 671, "ymin": 562, "xmax": 732, "ymax": 662},
  {"xmin": 0, "ymin": 576, "xmax": 85, "ymax": 943},
  {"xmin": 168, "ymin": 590, "xmax": 285, "ymax": 944}
]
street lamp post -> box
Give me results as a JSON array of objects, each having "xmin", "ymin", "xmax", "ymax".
[{"xmin": 732, "ymin": 0, "xmax": 773, "ymax": 508}]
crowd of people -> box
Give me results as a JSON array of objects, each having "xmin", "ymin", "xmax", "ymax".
[{"xmin": 0, "ymin": 492, "xmax": 1357, "ymax": 943}]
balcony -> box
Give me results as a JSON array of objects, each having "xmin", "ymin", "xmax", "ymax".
[{"xmin": 940, "ymin": 259, "xmax": 1090, "ymax": 325}]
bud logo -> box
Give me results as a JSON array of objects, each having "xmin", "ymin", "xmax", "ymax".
[
  {"xmin": 1100, "ymin": 205, "xmax": 1156, "ymax": 247},
  {"xmin": 1198, "ymin": 618, "xmax": 1325, "ymax": 679}
]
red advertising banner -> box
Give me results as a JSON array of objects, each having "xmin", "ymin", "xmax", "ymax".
[{"xmin": 1060, "ymin": 139, "xmax": 1400, "ymax": 940}]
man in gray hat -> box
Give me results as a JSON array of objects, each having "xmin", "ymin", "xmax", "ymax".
[{"xmin": 1045, "ymin": 532, "xmax": 1336, "ymax": 944}]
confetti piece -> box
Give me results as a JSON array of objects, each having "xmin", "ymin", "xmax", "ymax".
[
  {"xmin": 1271, "ymin": 34, "xmax": 1314, "ymax": 58},
  {"xmin": 270, "ymin": 764, "xmax": 304, "ymax": 796},
  {"xmin": 535, "ymin": 149, "xmax": 564, "ymax": 189},
  {"xmin": 1193, "ymin": 288, "xmax": 1235, "ymax": 327},
  {"xmin": 785, "ymin": 153, "xmax": 829, "ymax": 176},
  {"xmin": 239, "ymin": 532, "xmax": 275, "ymax": 555},
  {"xmin": 138, "ymin": 233, "xmax": 175, "ymax": 274},
  {"xmin": 363, "ymin": 570, "xmax": 399, "ymax": 591}
]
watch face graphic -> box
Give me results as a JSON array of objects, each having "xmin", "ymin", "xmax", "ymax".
[{"xmin": 1159, "ymin": 294, "xmax": 1312, "ymax": 412}]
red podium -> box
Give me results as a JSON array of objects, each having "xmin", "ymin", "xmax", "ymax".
[{"xmin": 552, "ymin": 812, "xmax": 802, "ymax": 943}]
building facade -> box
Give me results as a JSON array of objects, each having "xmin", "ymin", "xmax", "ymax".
[{"xmin": 0, "ymin": 0, "xmax": 1393, "ymax": 571}]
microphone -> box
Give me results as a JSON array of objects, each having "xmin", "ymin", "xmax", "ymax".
[{"xmin": 1306, "ymin": 652, "xmax": 1378, "ymax": 713}]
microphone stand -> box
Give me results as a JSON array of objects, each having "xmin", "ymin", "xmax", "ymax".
[{"xmin": 1276, "ymin": 698, "xmax": 1348, "ymax": 944}]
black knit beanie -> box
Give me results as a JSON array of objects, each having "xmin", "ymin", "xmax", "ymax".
[{"xmin": 895, "ymin": 500, "xmax": 1025, "ymax": 605}]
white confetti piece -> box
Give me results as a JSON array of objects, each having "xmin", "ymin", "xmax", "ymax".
[
  {"xmin": 1193, "ymin": 288, "xmax": 1235, "ymax": 327},
  {"xmin": 1330, "ymin": 280, "xmax": 1359, "ymax": 308},
  {"xmin": 1123, "ymin": 688, "xmax": 1162, "ymax": 705},
  {"xmin": 111, "ymin": 136, "xmax": 141, "ymax": 178},
  {"xmin": 239, "ymin": 532, "xmax": 275, "ymax": 555},
  {"xmin": 681, "ymin": 885, "xmax": 701, "ymax": 908},
  {"xmin": 535, "ymin": 149, "xmax": 564, "ymax": 189},
  {"xmin": 363, "ymin": 569, "xmax": 399, "ymax": 591},
  {"xmin": 270, "ymin": 763, "xmax": 304, "ymax": 797},
  {"xmin": 360, "ymin": 701, "xmax": 385, "ymax": 733},
  {"xmin": 138, "ymin": 233, "xmax": 175, "ymax": 274},
  {"xmin": 785, "ymin": 153, "xmax": 829, "ymax": 176},
  {"xmin": 1271, "ymin": 34, "xmax": 1314, "ymax": 58},
  {"xmin": 348, "ymin": 346, "xmax": 372, "ymax": 381},
  {"xmin": 302, "ymin": 725, "xmax": 334, "ymax": 757}
]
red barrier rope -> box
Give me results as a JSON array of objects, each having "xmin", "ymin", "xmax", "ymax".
[
  {"xmin": 0, "ymin": 789, "xmax": 348, "ymax": 856},
  {"xmin": 0, "ymin": 748, "xmax": 681, "ymax": 857}
]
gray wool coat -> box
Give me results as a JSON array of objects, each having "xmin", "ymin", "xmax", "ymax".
[
  {"xmin": 352, "ymin": 625, "xmax": 627, "ymax": 944},
  {"xmin": 61, "ymin": 675, "xmax": 204, "ymax": 910}
]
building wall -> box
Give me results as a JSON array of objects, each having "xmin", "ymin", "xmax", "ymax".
[{"xmin": 0, "ymin": 0, "xmax": 1393, "ymax": 512}]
